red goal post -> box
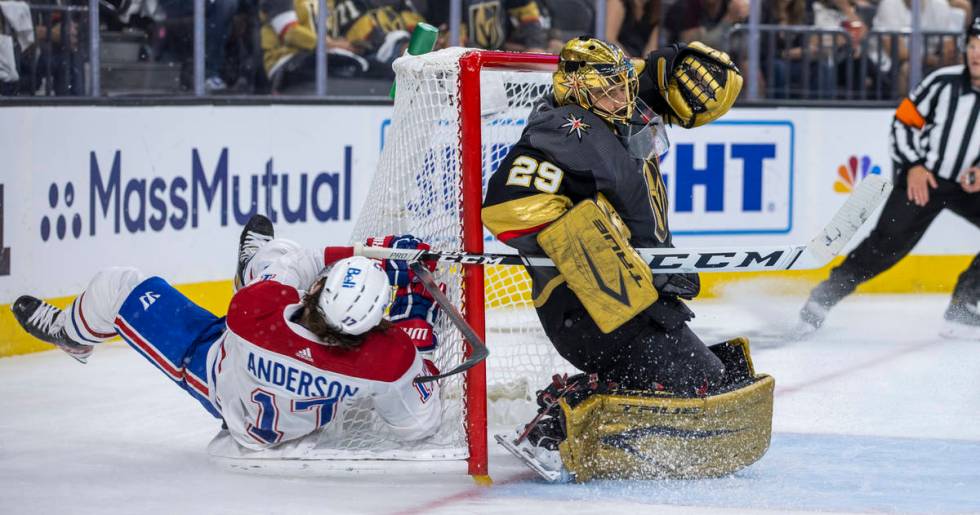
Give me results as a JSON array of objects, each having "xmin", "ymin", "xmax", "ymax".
[
  {"xmin": 459, "ymin": 51, "xmax": 559, "ymax": 477},
  {"xmin": 352, "ymin": 48, "xmax": 564, "ymax": 479}
]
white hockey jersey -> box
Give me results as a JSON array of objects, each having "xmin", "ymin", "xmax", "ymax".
[{"xmin": 204, "ymin": 245, "xmax": 441, "ymax": 450}]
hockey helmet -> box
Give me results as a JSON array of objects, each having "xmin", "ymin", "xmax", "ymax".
[
  {"xmin": 318, "ymin": 256, "xmax": 391, "ymax": 336},
  {"xmin": 553, "ymin": 37, "xmax": 639, "ymax": 125}
]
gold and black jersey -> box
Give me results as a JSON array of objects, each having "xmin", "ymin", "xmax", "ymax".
[
  {"xmin": 426, "ymin": 0, "xmax": 546, "ymax": 50},
  {"xmin": 482, "ymin": 99, "xmax": 671, "ymax": 333},
  {"xmin": 483, "ymin": 100, "xmax": 671, "ymax": 252},
  {"xmin": 328, "ymin": 0, "xmax": 422, "ymax": 51},
  {"xmin": 260, "ymin": 0, "xmax": 319, "ymax": 77},
  {"xmin": 259, "ymin": 0, "xmax": 421, "ymax": 77}
]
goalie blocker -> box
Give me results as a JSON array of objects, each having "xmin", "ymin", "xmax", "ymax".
[
  {"xmin": 498, "ymin": 338, "xmax": 774, "ymax": 482},
  {"xmin": 536, "ymin": 194, "xmax": 658, "ymax": 333}
]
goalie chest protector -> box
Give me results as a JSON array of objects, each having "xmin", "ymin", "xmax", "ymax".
[{"xmin": 523, "ymin": 100, "xmax": 671, "ymax": 249}]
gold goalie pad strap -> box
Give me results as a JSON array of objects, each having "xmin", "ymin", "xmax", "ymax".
[
  {"xmin": 536, "ymin": 196, "xmax": 657, "ymax": 333},
  {"xmin": 558, "ymin": 375, "xmax": 775, "ymax": 481},
  {"xmin": 657, "ymin": 42, "xmax": 743, "ymax": 129}
]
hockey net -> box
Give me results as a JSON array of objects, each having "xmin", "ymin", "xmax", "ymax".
[{"xmin": 346, "ymin": 48, "xmax": 578, "ymax": 475}]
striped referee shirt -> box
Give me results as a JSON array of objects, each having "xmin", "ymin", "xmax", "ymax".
[{"xmin": 891, "ymin": 64, "xmax": 980, "ymax": 181}]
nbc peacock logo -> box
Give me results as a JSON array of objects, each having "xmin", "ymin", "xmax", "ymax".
[{"xmin": 834, "ymin": 155, "xmax": 881, "ymax": 193}]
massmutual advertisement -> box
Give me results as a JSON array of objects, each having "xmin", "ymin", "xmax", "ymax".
[{"xmin": 0, "ymin": 106, "xmax": 385, "ymax": 301}]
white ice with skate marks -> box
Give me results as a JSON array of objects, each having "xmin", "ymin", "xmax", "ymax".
[{"xmin": 1, "ymin": 290, "xmax": 979, "ymax": 514}]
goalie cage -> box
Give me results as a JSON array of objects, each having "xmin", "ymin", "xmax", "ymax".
[{"xmin": 209, "ymin": 48, "xmax": 578, "ymax": 477}]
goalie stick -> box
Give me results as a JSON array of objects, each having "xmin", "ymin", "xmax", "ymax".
[
  {"xmin": 408, "ymin": 261, "xmax": 490, "ymax": 384},
  {"xmin": 348, "ymin": 175, "xmax": 892, "ymax": 274}
]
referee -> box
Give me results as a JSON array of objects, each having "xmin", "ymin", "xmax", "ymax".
[{"xmin": 798, "ymin": 18, "xmax": 980, "ymax": 339}]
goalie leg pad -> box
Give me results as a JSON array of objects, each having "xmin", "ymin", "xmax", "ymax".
[
  {"xmin": 708, "ymin": 336, "xmax": 757, "ymax": 389},
  {"xmin": 537, "ymin": 196, "xmax": 657, "ymax": 333},
  {"xmin": 557, "ymin": 374, "xmax": 775, "ymax": 481}
]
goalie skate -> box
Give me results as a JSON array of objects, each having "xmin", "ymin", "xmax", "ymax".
[
  {"xmin": 11, "ymin": 296, "xmax": 93, "ymax": 364},
  {"xmin": 494, "ymin": 432, "xmax": 572, "ymax": 483}
]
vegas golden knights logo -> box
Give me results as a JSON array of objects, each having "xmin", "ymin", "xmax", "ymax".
[
  {"xmin": 469, "ymin": 1, "xmax": 503, "ymax": 50},
  {"xmin": 643, "ymin": 161, "xmax": 669, "ymax": 243}
]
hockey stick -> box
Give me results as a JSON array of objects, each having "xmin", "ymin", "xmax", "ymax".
[
  {"xmin": 348, "ymin": 175, "xmax": 892, "ymax": 274},
  {"xmin": 408, "ymin": 261, "xmax": 490, "ymax": 384}
]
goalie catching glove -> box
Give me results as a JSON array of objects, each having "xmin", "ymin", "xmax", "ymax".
[
  {"xmin": 635, "ymin": 41, "xmax": 743, "ymax": 129},
  {"xmin": 364, "ymin": 235, "xmax": 440, "ymax": 353}
]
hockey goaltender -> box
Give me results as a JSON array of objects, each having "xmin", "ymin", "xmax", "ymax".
[{"xmin": 483, "ymin": 37, "xmax": 774, "ymax": 482}]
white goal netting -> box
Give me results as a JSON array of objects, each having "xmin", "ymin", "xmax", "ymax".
[{"xmin": 344, "ymin": 48, "xmax": 579, "ymax": 462}]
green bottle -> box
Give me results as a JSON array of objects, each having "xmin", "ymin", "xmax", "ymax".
[{"xmin": 389, "ymin": 22, "xmax": 440, "ymax": 99}]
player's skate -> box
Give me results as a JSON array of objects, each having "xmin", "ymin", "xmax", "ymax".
[
  {"xmin": 11, "ymin": 296, "xmax": 93, "ymax": 363},
  {"xmin": 235, "ymin": 214, "xmax": 275, "ymax": 291},
  {"xmin": 940, "ymin": 301, "xmax": 980, "ymax": 340},
  {"xmin": 792, "ymin": 299, "xmax": 829, "ymax": 340}
]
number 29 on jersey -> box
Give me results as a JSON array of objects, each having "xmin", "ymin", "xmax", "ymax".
[{"xmin": 505, "ymin": 156, "xmax": 564, "ymax": 194}]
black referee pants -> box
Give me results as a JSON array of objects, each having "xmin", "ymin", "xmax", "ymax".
[{"xmin": 809, "ymin": 171, "xmax": 980, "ymax": 309}]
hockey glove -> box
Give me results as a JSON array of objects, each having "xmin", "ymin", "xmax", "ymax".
[
  {"xmin": 654, "ymin": 272, "xmax": 701, "ymax": 300},
  {"xmin": 393, "ymin": 318, "xmax": 438, "ymax": 354},
  {"xmin": 365, "ymin": 235, "xmax": 440, "ymax": 350},
  {"xmin": 646, "ymin": 273, "xmax": 699, "ymax": 330}
]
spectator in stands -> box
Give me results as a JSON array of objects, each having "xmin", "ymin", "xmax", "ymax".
[
  {"xmin": 0, "ymin": 1, "xmax": 29, "ymax": 95},
  {"xmin": 259, "ymin": 0, "xmax": 421, "ymax": 93},
  {"xmin": 539, "ymin": 0, "xmax": 596, "ymax": 53},
  {"xmin": 606, "ymin": 0, "xmax": 661, "ymax": 57},
  {"xmin": 872, "ymin": 0, "xmax": 971, "ymax": 94},
  {"xmin": 811, "ymin": 0, "xmax": 871, "ymax": 98},
  {"xmin": 16, "ymin": 1, "xmax": 86, "ymax": 96},
  {"xmin": 425, "ymin": 1, "xmax": 547, "ymax": 52},
  {"xmin": 762, "ymin": 0, "xmax": 819, "ymax": 98},
  {"xmin": 663, "ymin": 0, "xmax": 749, "ymax": 50},
  {"xmin": 328, "ymin": 0, "xmax": 421, "ymax": 76},
  {"xmin": 158, "ymin": 0, "xmax": 241, "ymax": 92},
  {"xmin": 814, "ymin": 0, "xmax": 875, "ymax": 31}
]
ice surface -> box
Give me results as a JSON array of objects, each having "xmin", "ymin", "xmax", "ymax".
[{"xmin": 2, "ymin": 292, "xmax": 978, "ymax": 514}]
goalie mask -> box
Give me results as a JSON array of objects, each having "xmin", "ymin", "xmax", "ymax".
[
  {"xmin": 553, "ymin": 37, "xmax": 639, "ymax": 125},
  {"xmin": 318, "ymin": 256, "xmax": 391, "ymax": 336}
]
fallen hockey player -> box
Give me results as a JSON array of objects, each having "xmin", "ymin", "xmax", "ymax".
[
  {"xmin": 482, "ymin": 37, "xmax": 774, "ymax": 481},
  {"xmin": 11, "ymin": 215, "xmax": 445, "ymax": 454}
]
